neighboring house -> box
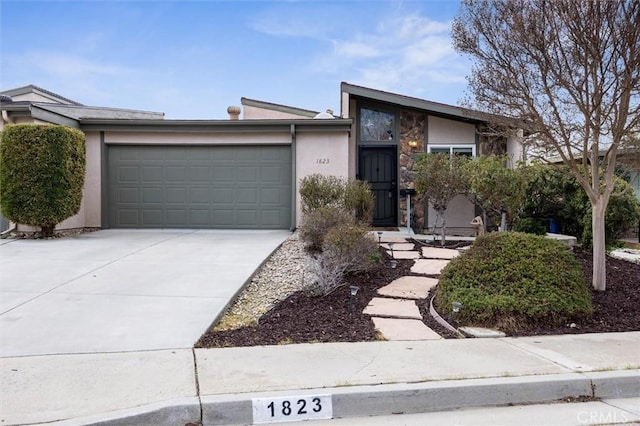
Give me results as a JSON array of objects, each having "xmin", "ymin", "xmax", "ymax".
[{"xmin": 0, "ymin": 83, "xmax": 524, "ymax": 235}]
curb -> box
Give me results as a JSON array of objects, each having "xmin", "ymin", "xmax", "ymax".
[{"xmin": 49, "ymin": 370, "xmax": 638, "ymax": 426}]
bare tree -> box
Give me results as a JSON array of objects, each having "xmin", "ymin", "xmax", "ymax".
[{"xmin": 453, "ymin": 0, "xmax": 640, "ymax": 291}]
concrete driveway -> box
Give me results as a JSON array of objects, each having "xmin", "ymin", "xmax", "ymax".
[{"xmin": 0, "ymin": 229, "xmax": 290, "ymax": 357}]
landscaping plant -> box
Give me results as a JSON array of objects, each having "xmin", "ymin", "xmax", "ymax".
[
  {"xmin": 0, "ymin": 124, "xmax": 86, "ymax": 237},
  {"xmin": 435, "ymin": 232, "xmax": 593, "ymax": 333}
]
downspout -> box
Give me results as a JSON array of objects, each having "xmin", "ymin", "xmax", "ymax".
[
  {"xmin": 1, "ymin": 110, "xmax": 14, "ymax": 125},
  {"xmin": 290, "ymin": 124, "xmax": 297, "ymax": 231}
]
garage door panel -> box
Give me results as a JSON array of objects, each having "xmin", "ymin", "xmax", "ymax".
[
  {"xmin": 189, "ymin": 188, "xmax": 210, "ymax": 203},
  {"xmin": 117, "ymin": 188, "xmax": 139, "ymax": 203},
  {"xmin": 142, "ymin": 210, "xmax": 163, "ymax": 226},
  {"xmin": 237, "ymin": 210, "xmax": 258, "ymax": 226},
  {"xmin": 142, "ymin": 188, "xmax": 164, "ymax": 203},
  {"xmin": 166, "ymin": 167, "xmax": 187, "ymax": 181},
  {"xmin": 190, "ymin": 167, "xmax": 211, "ymax": 182},
  {"xmin": 212, "ymin": 210, "xmax": 234, "ymax": 226},
  {"xmin": 238, "ymin": 167, "xmax": 259, "ymax": 182},
  {"xmin": 213, "ymin": 167, "xmax": 234, "ymax": 182},
  {"xmin": 190, "ymin": 210, "xmax": 210, "ymax": 225},
  {"xmin": 142, "ymin": 167, "xmax": 163, "ymax": 182},
  {"xmin": 108, "ymin": 145, "xmax": 291, "ymax": 229},
  {"xmin": 119, "ymin": 167, "xmax": 139, "ymax": 182}
]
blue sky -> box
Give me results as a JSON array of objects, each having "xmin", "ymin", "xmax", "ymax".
[{"xmin": 0, "ymin": 0, "xmax": 470, "ymax": 119}]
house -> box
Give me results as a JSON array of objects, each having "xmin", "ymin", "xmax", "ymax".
[{"xmin": 0, "ymin": 83, "xmax": 525, "ymax": 235}]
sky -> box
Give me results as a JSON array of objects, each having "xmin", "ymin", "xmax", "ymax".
[{"xmin": 0, "ymin": 0, "xmax": 472, "ymax": 119}]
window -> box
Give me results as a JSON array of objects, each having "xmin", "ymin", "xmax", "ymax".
[
  {"xmin": 360, "ymin": 107, "xmax": 395, "ymax": 142},
  {"xmin": 427, "ymin": 145, "xmax": 476, "ymax": 157}
]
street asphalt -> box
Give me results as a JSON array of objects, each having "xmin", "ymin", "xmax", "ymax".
[{"xmin": 0, "ymin": 230, "xmax": 638, "ymax": 425}]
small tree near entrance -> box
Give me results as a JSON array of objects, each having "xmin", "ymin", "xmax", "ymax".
[
  {"xmin": 0, "ymin": 124, "xmax": 86, "ymax": 237},
  {"xmin": 453, "ymin": 0, "xmax": 640, "ymax": 291},
  {"xmin": 415, "ymin": 153, "xmax": 469, "ymax": 246}
]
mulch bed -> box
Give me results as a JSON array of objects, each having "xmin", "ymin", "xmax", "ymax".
[{"xmin": 195, "ymin": 245, "xmax": 639, "ymax": 348}]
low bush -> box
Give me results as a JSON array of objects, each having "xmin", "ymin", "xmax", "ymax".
[
  {"xmin": 304, "ymin": 223, "xmax": 379, "ymax": 296},
  {"xmin": 343, "ymin": 179, "xmax": 374, "ymax": 224},
  {"xmin": 435, "ymin": 232, "xmax": 592, "ymax": 332},
  {"xmin": 299, "ymin": 174, "xmax": 345, "ymax": 213},
  {"xmin": 298, "ymin": 207, "xmax": 354, "ymax": 252}
]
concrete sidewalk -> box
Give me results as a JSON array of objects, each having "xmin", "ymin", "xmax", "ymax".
[{"xmin": 1, "ymin": 332, "xmax": 638, "ymax": 425}]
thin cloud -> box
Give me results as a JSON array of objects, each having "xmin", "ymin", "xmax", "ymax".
[{"xmin": 310, "ymin": 13, "xmax": 469, "ymax": 104}]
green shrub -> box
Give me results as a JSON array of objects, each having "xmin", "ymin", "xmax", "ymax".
[
  {"xmin": 299, "ymin": 174, "xmax": 345, "ymax": 213},
  {"xmin": 518, "ymin": 164, "xmax": 640, "ymax": 246},
  {"xmin": 0, "ymin": 124, "xmax": 86, "ymax": 236},
  {"xmin": 512, "ymin": 217, "xmax": 547, "ymax": 235},
  {"xmin": 299, "ymin": 207, "xmax": 354, "ymax": 252},
  {"xmin": 299, "ymin": 174, "xmax": 374, "ymax": 251},
  {"xmin": 305, "ymin": 222, "xmax": 379, "ymax": 296},
  {"xmin": 435, "ymin": 232, "xmax": 592, "ymax": 332},
  {"xmin": 579, "ymin": 180, "xmax": 640, "ymax": 248},
  {"xmin": 343, "ymin": 179, "xmax": 374, "ymax": 224}
]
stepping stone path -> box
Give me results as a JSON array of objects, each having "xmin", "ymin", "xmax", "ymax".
[{"xmin": 363, "ymin": 237, "xmax": 460, "ymax": 341}]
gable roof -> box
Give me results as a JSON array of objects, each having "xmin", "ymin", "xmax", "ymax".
[
  {"xmin": 1, "ymin": 84, "xmax": 84, "ymax": 105},
  {"xmin": 1, "ymin": 85, "xmax": 165, "ymax": 127}
]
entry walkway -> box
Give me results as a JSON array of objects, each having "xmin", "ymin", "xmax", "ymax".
[{"xmin": 364, "ymin": 235, "xmax": 462, "ymax": 341}]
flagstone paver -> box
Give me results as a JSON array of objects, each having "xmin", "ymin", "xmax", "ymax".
[
  {"xmin": 381, "ymin": 243, "xmax": 415, "ymax": 251},
  {"xmin": 363, "ymin": 298, "xmax": 422, "ymax": 320},
  {"xmin": 386, "ymin": 250, "xmax": 421, "ymax": 259},
  {"xmin": 377, "ymin": 276, "xmax": 439, "ymax": 299},
  {"xmin": 372, "ymin": 317, "xmax": 442, "ymax": 341},
  {"xmin": 421, "ymin": 247, "xmax": 460, "ymax": 259},
  {"xmin": 411, "ymin": 259, "xmax": 451, "ymax": 275}
]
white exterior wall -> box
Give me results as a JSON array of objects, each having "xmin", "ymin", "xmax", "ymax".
[
  {"xmin": 426, "ymin": 115, "xmax": 477, "ymax": 235},
  {"xmin": 428, "ymin": 116, "xmax": 476, "ymax": 144},
  {"xmin": 506, "ymin": 129, "xmax": 525, "ymax": 168},
  {"xmin": 295, "ymin": 132, "xmax": 349, "ymax": 227}
]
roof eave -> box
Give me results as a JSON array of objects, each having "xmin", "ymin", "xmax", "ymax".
[{"xmin": 79, "ymin": 118, "xmax": 353, "ymax": 133}]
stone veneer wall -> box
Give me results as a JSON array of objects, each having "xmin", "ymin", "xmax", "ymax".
[{"xmin": 399, "ymin": 110, "xmax": 426, "ymax": 230}]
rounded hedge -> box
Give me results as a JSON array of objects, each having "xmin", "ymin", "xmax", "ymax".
[
  {"xmin": 435, "ymin": 232, "xmax": 592, "ymax": 332},
  {"xmin": 0, "ymin": 124, "xmax": 86, "ymax": 235}
]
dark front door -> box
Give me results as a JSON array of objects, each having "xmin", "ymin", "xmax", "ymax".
[{"xmin": 359, "ymin": 146, "xmax": 397, "ymax": 227}]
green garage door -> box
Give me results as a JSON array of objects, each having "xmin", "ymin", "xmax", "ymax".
[{"xmin": 107, "ymin": 145, "xmax": 292, "ymax": 229}]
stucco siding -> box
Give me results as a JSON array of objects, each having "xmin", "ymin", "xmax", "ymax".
[
  {"xmin": 427, "ymin": 195, "xmax": 475, "ymax": 236},
  {"xmin": 427, "ymin": 116, "xmax": 476, "ymax": 144},
  {"xmin": 295, "ymin": 132, "xmax": 349, "ymax": 227},
  {"xmin": 83, "ymin": 131, "xmax": 102, "ymax": 227},
  {"xmin": 104, "ymin": 131, "xmax": 290, "ymax": 145}
]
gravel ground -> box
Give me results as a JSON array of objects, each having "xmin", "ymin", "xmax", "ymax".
[{"xmin": 213, "ymin": 232, "xmax": 313, "ymax": 330}]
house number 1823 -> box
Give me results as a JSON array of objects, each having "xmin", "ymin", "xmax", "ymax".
[
  {"xmin": 316, "ymin": 158, "xmax": 330, "ymax": 164},
  {"xmin": 252, "ymin": 394, "xmax": 333, "ymax": 424}
]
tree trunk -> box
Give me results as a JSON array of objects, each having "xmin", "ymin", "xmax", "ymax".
[
  {"xmin": 591, "ymin": 200, "xmax": 607, "ymax": 291},
  {"xmin": 500, "ymin": 211, "xmax": 507, "ymax": 231},
  {"xmin": 441, "ymin": 210, "xmax": 447, "ymax": 247},
  {"xmin": 41, "ymin": 224, "xmax": 55, "ymax": 238}
]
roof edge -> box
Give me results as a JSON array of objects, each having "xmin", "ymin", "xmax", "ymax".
[
  {"xmin": 1, "ymin": 84, "xmax": 84, "ymax": 106},
  {"xmin": 241, "ymin": 97, "xmax": 319, "ymax": 118}
]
